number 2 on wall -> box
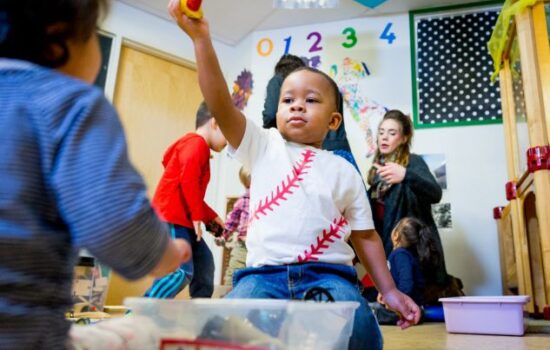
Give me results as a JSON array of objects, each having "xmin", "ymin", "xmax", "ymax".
[
  {"xmin": 283, "ymin": 33, "xmax": 322, "ymax": 55},
  {"xmin": 307, "ymin": 32, "xmax": 323, "ymax": 52}
]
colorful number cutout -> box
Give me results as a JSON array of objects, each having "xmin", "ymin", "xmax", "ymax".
[
  {"xmin": 283, "ymin": 36, "xmax": 292, "ymax": 55},
  {"xmin": 257, "ymin": 38, "xmax": 274, "ymax": 57},
  {"xmin": 307, "ymin": 32, "xmax": 323, "ymax": 52},
  {"xmin": 362, "ymin": 62, "xmax": 371, "ymax": 75},
  {"xmin": 342, "ymin": 27, "xmax": 358, "ymax": 49},
  {"xmin": 380, "ymin": 23, "xmax": 396, "ymax": 44},
  {"xmin": 258, "ymin": 25, "xmax": 367, "ymax": 57}
]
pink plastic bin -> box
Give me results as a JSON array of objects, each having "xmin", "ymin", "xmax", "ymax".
[{"xmin": 439, "ymin": 296, "xmax": 530, "ymax": 336}]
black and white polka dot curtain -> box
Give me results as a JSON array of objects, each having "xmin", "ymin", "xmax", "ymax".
[{"xmin": 411, "ymin": 5, "xmax": 503, "ymax": 128}]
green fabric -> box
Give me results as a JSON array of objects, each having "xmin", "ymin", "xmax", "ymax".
[{"xmin": 488, "ymin": 0, "xmax": 538, "ymax": 82}]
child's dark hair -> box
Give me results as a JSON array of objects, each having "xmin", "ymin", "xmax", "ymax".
[
  {"xmin": 0, "ymin": 0, "xmax": 109, "ymax": 68},
  {"xmin": 274, "ymin": 54, "xmax": 306, "ymax": 78},
  {"xmin": 288, "ymin": 66, "xmax": 342, "ymax": 112},
  {"xmin": 393, "ymin": 217, "xmax": 441, "ymax": 271},
  {"xmin": 196, "ymin": 101, "xmax": 213, "ymax": 129}
]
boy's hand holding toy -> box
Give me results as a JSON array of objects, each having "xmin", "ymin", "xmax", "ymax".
[{"xmin": 180, "ymin": 0, "xmax": 202, "ymax": 19}]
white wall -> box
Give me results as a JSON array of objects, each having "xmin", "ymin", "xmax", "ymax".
[
  {"xmin": 414, "ymin": 125, "xmax": 507, "ymax": 295},
  {"xmin": 101, "ymin": 3, "xmax": 509, "ymax": 295}
]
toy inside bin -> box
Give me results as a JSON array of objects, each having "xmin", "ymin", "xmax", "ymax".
[
  {"xmin": 124, "ymin": 297, "xmax": 359, "ymax": 350},
  {"xmin": 439, "ymin": 295, "xmax": 530, "ymax": 336}
]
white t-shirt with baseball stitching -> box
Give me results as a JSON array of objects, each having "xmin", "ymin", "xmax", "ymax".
[{"xmin": 229, "ymin": 119, "xmax": 374, "ymax": 267}]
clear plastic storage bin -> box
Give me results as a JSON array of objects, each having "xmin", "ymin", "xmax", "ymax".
[
  {"xmin": 439, "ymin": 295, "xmax": 530, "ymax": 336},
  {"xmin": 125, "ymin": 297, "xmax": 359, "ymax": 350}
]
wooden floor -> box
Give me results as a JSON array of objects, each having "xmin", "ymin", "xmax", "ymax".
[{"xmin": 381, "ymin": 322, "xmax": 550, "ymax": 350}]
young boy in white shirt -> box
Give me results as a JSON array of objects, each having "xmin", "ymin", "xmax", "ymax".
[{"xmin": 167, "ymin": 1, "xmax": 421, "ymax": 348}]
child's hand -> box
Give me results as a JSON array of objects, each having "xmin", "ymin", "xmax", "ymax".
[
  {"xmin": 379, "ymin": 288, "xmax": 421, "ymax": 329},
  {"xmin": 374, "ymin": 162, "xmax": 406, "ymax": 184},
  {"xmin": 205, "ymin": 217, "xmax": 225, "ymax": 238},
  {"xmin": 167, "ymin": 0, "xmax": 210, "ymax": 41},
  {"xmin": 214, "ymin": 237, "xmax": 226, "ymax": 247},
  {"xmin": 193, "ymin": 220, "xmax": 203, "ymax": 241},
  {"xmin": 213, "ymin": 216, "xmax": 226, "ymax": 230},
  {"xmin": 376, "ymin": 292, "xmax": 385, "ymax": 305},
  {"xmin": 150, "ymin": 238, "xmax": 191, "ymax": 277},
  {"xmin": 173, "ymin": 238, "xmax": 192, "ymax": 263}
]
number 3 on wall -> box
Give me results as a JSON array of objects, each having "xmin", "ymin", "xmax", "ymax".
[{"xmin": 341, "ymin": 27, "xmax": 357, "ymax": 49}]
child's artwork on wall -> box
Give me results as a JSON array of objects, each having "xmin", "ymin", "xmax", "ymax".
[
  {"xmin": 249, "ymin": 15, "xmax": 411, "ymax": 180},
  {"xmin": 432, "ymin": 202, "xmax": 452, "ymax": 229},
  {"xmin": 330, "ymin": 58, "xmax": 387, "ymax": 158},
  {"xmin": 410, "ymin": 3, "xmax": 502, "ymax": 128},
  {"xmin": 231, "ymin": 69, "xmax": 254, "ymax": 111},
  {"xmin": 421, "ymin": 153, "xmax": 447, "ymax": 190}
]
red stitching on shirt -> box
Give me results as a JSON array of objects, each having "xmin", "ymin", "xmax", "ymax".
[
  {"xmin": 298, "ymin": 216, "xmax": 348, "ymax": 263},
  {"xmin": 249, "ymin": 149, "xmax": 315, "ymax": 223}
]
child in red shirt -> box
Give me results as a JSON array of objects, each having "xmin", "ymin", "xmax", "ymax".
[{"xmin": 145, "ymin": 101, "xmax": 227, "ymax": 298}]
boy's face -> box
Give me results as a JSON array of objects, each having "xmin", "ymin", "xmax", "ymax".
[{"xmin": 276, "ymin": 70, "xmax": 341, "ymax": 148}]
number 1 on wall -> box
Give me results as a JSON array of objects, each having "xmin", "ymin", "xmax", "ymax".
[{"xmin": 283, "ymin": 36, "xmax": 292, "ymax": 55}]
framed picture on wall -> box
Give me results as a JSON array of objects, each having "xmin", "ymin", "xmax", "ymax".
[{"xmin": 409, "ymin": 1, "xmax": 503, "ymax": 128}]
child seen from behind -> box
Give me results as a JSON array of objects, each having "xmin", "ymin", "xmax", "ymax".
[
  {"xmin": 0, "ymin": 1, "xmax": 189, "ymax": 348},
  {"xmin": 167, "ymin": 2, "xmax": 421, "ymax": 349}
]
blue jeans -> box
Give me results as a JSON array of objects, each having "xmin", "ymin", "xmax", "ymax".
[
  {"xmin": 225, "ymin": 262, "xmax": 383, "ymax": 350},
  {"xmin": 144, "ymin": 224, "xmax": 214, "ymax": 298}
]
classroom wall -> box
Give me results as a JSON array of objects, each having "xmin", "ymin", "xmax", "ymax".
[{"xmin": 100, "ymin": 3, "xmax": 509, "ymax": 296}]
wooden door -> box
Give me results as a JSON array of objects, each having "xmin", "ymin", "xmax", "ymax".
[{"xmin": 105, "ymin": 43, "xmax": 202, "ymax": 305}]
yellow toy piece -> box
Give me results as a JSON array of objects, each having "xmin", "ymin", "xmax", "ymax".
[{"xmin": 180, "ymin": 0, "xmax": 203, "ymax": 19}]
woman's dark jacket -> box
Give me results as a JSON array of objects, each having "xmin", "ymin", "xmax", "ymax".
[{"xmin": 368, "ymin": 154, "xmax": 448, "ymax": 284}]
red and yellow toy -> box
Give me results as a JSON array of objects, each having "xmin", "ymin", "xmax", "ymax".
[{"xmin": 180, "ymin": 0, "xmax": 203, "ymax": 19}]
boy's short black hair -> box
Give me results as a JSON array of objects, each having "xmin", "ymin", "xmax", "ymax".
[
  {"xmin": 274, "ymin": 54, "xmax": 306, "ymax": 78},
  {"xmin": 289, "ymin": 67, "xmax": 342, "ymax": 112},
  {"xmin": 196, "ymin": 101, "xmax": 213, "ymax": 129},
  {"xmin": 0, "ymin": 0, "xmax": 109, "ymax": 68}
]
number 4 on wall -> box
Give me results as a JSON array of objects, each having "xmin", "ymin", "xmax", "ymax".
[{"xmin": 380, "ymin": 22, "xmax": 396, "ymax": 44}]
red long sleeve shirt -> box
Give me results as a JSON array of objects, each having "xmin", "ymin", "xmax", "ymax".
[{"xmin": 152, "ymin": 133, "xmax": 217, "ymax": 228}]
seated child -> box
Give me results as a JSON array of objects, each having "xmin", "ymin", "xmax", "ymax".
[
  {"xmin": 0, "ymin": 1, "xmax": 189, "ymax": 349},
  {"xmin": 371, "ymin": 217, "xmax": 441, "ymax": 324},
  {"xmin": 218, "ymin": 166, "xmax": 251, "ymax": 287},
  {"xmin": 167, "ymin": 2, "xmax": 421, "ymax": 349}
]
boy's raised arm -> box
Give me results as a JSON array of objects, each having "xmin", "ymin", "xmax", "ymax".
[{"xmin": 168, "ymin": 0, "xmax": 246, "ymax": 149}]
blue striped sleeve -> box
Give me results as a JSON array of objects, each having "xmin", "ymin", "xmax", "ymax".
[{"xmin": 47, "ymin": 89, "xmax": 169, "ymax": 280}]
